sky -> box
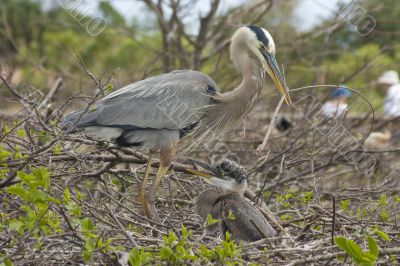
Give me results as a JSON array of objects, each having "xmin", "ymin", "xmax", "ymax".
[
  {"xmin": 49, "ymin": 0, "xmax": 346, "ymax": 32},
  {"xmin": 294, "ymin": 0, "xmax": 338, "ymax": 31},
  {"xmin": 108, "ymin": 0, "xmax": 343, "ymax": 31}
]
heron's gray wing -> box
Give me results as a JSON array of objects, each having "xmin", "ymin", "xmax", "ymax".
[
  {"xmin": 67, "ymin": 70, "xmax": 218, "ymax": 131},
  {"xmin": 215, "ymin": 194, "xmax": 276, "ymax": 242}
]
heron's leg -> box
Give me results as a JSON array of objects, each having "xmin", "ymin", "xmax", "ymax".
[
  {"xmin": 146, "ymin": 142, "xmax": 178, "ymax": 222},
  {"xmin": 138, "ymin": 152, "xmax": 154, "ymax": 219}
]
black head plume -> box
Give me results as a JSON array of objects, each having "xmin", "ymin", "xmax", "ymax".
[{"xmin": 247, "ymin": 25, "xmax": 269, "ymax": 47}]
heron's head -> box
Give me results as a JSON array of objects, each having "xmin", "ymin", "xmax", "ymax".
[{"xmin": 230, "ymin": 25, "xmax": 292, "ymax": 104}]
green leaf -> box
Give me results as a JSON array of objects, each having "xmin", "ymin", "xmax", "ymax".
[
  {"xmin": 51, "ymin": 145, "xmax": 62, "ymax": 155},
  {"xmin": 335, "ymin": 237, "xmax": 353, "ymax": 255},
  {"xmin": 380, "ymin": 209, "xmax": 390, "ymax": 222},
  {"xmin": 29, "ymin": 190, "xmax": 48, "ymax": 203},
  {"xmin": 378, "ymin": 193, "xmax": 387, "ymax": 207},
  {"xmin": 341, "ymin": 199, "xmax": 350, "ymax": 211},
  {"xmin": 81, "ymin": 218, "xmax": 94, "ymax": 231},
  {"xmin": 4, "ymin": 258, "xmax": 13, "ymax": 266},
  {"xmin": 8, "ymin": 219, "xmax": 24, "ymax": 233},
  {"xmin": 302, "ymin": 191, "xmax": 314, "ymax": 205},
  {"xmin": 17, "ymin": 172, "xmax": 35, "ymax": 186},
  {"xmin": 160, "ymin": 246, "xmax": 173, "ymax": 261},
  {"xmin": 335, "ymin": 236, "xmax": 364, "ymax": 264},
  {"xmin": 227, "ymin": 210, "xmax": 236, "ymax": 221},
  {"xmin": 83, "ymin": 238, "xmax": 95, "ymax": 262},
  {"xmin": 129, "ymin": 247, "xmax": 140, "ymax": 266},
  {"xmin": 63, "ymin": 188, "xmax": 71, "ymax": 203},
  {"xmin": 77, "ymin": 191, "xmax": 84, "ymax": 200},
  {"xmin": 394, "ymin": 195, "xmax": 400, "ymax": 203},
  {"xmin": 346, "ymin": 239, "xmax": 363, "ymax": 260},
  {"xmin": 359, "ymin": 257, "xmax": 373, "ymax": 266},
  {"xmin": 33, "ymin": 167, "xmax": 50, "ymax": 190},
  {"xmin": 367, "ymin": 236, "xmax": 379, "ymax": 258},
  {"xmin": 181, "ymin": 224, "xmax": 187, "ymax": 239},
  {"xmin": 2, "ymin": 125, "xmax": 10, "ymax": 135},
  {"xmin": 374, "ymin": 229, "xmax": 391, "ymax": 241},
  {"xmin": 105, "ymin": 83, "xmax": 113, "ymax": 93},
  {"xmin": 129, "ymin": 247, "xmax": 150, "ymax": 266},
  {"xmin": 167, "ymin": 230, "xmax": 177, "ymax": 244},
  {"xmin": 363, "ymin": 252, "xmax": 377, "ymax": 262},
  {"xmin": 206, "ymin": 214, "xmax": 219, "ymax": 226},
  {"xmin": 97, "ymin": 238, "xmax": 103, "ymax": 248},
  {"xmin": 198, "ymin": 245, "xmax": 213, "ymax": 260},
  {"xmin": 7, "ymin": 186, "xmax": 27, "ymax": 200},
  {"xmin": 17, "ymin": 128, "xmax": 26, "ymax": 138}
]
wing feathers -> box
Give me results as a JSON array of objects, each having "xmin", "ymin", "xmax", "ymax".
[{"xmin": 62, "ymin": 70, "xmax": 217, "ymax": 131}]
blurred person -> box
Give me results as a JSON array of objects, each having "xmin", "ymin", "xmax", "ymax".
[
  {"xmin": 377, "ymin": 70, "xmax": 400, "ymax": 117},
  {"xmin": 322, "ymin": 87, "xmax": 352, "ymax": 118}
]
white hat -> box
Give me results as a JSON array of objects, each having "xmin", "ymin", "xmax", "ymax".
[{"xmin": 378, "ymin": 70, "xmax": 399, "ymax": 84}]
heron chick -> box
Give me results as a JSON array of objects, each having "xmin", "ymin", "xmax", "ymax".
[
  {"xmin": 61, "ymin": 25, "xmax": 291, "ymax": 223},
  {"xmin": 189, "ymin": 159, "xmax": 277, "ymax": 242}
]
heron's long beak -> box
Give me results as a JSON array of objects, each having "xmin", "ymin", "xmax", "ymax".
[{"xmin": 262, "ymin": 51, "xmax": 292, "ymax": 105}]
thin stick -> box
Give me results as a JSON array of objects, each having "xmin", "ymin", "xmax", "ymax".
[
  {"xmin": 103, "ymin": 204, "xmax": 138, "ymax": 248},
  {"xmin": 256, "ymin": 96, "xmax": 285, "ymax": 155},
  {"xmin": 331, "ymin": 195, "xmax": 336, "ymax": 245},
  {"xmin": 37, "ymin": 77, "xmax": 63, "ymax": 111}
]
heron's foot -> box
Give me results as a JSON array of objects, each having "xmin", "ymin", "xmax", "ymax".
[
  {"xmin": 137, "ymin": 190, "xmax": 159, "ymax": 220},
  {"xmin": 137, "ymin": 152, "xmax": 157, "ymax": 224},
  {"xmin": 137, "ymin": 187, "xmax": 151, "ymax": 219},
  {"xmin": 145, "ymin": 193, "xmax": 160, "ymax": 222},
  {"xmin": 138, "ymin": 191, "xmax": 161, "ymax": 236},
  {"xmin": 145, "ymin": 193, "xmax": 161, "ymax": 237}
]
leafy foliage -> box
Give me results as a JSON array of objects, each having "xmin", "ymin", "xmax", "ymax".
[{"xmin": 335, "ymin": 236, "xmax": 379, "ymax": 266}]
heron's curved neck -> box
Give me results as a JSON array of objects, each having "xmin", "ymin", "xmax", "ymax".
[
  {"xmin": 219, "ymin": 53, "xmax": 263, "ymax": 118},
  {"xmin": 192, "ymin": 52, "xmax": 264, "ymax": 145},
  {"xmin": 236, "ymin": 58, "xmax": 264, "ymax": 100}
]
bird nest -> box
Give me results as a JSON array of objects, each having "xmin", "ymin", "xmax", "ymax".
[{"xmin": 1, "ymin": 88, "xmax": 400, "ymax": 265}]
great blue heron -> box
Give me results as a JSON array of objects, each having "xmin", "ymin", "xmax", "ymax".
[
  {"xmin": 189, "ymin": 159, "xmax": 277, "ymax": 242},
  {"xmin": 61, "ymin": 25, "xmax": 291, "ymax": 222}
]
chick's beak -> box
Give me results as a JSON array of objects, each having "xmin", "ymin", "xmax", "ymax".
[
  {"xmin": 262, "ymin": 51, "xmax": 292, "ymax": 105},
  {"xmin": 185, "ymin": 159, "xmax": 222, "ymax": 180}
]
